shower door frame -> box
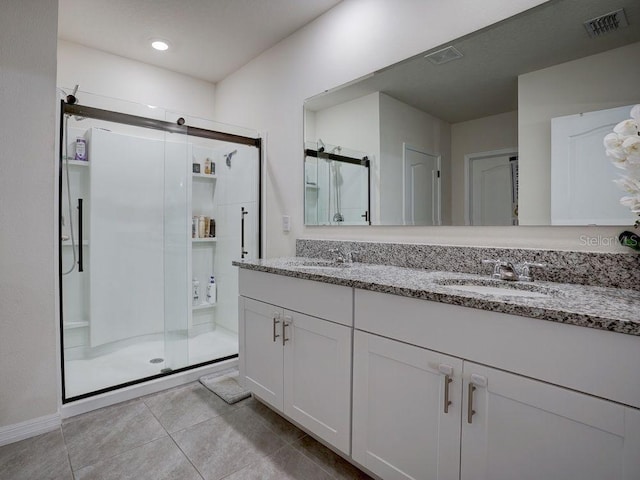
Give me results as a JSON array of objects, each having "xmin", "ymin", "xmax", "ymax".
[{"xmin": 58, "ymin": 100, "xmax": 263, "ymax": 403}]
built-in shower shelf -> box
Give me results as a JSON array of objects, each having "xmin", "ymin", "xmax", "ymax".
[
  {"xmin": 192, "ymin": 238, "xmax": 217, "ymax": 243},
  {"xmin": 62, "ymin": 240, "xmax": 89, "ymax": 247},
  {"xmin": 193, "ymin": 302, "xmax": 217, "ymax": 310},
  {"xmin": 192, "ymin": 173, "xmax": 217, "ymax": 180},
  {"xmin": 63, "ymin": 321, "xmax": 89, "ymax": 330},
  {"xmin": 66, "ymin": 160, "xmax": 89, "ymax": 167}
]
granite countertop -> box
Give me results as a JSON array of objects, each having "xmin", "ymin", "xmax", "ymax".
[{"xmin": 233, "ymin": 257, "xmax": 640, "ymax": 337}]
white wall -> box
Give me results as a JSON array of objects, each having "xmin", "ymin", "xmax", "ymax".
[
  {"xmin": 451, "ymin": 111, "xmax": 518, "ymax": 225},
  {"xmin": 0, "ymin": 0, "xmax": 59, "ymax": 428},
  {"xmin": 519, "ymin": 41, "xmax": 640, "ymax": 225},
  {"xmin": 58, "ymin": 40, "xmax": 216, "ymax": 121},
  {"xmin": 212, "ymin": 0, "xmax": 628, "ymax": 257},
  {"xmin": 379, "ymin": 93, "xmax": 451, "ymax": 225}
]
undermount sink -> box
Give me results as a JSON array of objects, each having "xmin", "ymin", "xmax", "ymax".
[
  {"xmin": 294, "ymin": 260, "xmax": 350, "ymax": 270},
  {"xmin": 435, "ymin": 278, "xmax": 556, "ymax": 298}
]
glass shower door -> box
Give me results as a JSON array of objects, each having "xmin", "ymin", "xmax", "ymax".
[
  {"xmin": 182, "ymin": 118, "xmax": 260, "ymax": 367},
  {"xmin": 60, "ymin": 98, "xmax": 190, "ymax": 400},
  {"xmin": 60, "ymin": 92, "xmax": 260, "ymax": 401}
]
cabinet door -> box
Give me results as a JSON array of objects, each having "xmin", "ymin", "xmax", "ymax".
[
  {"xmin": 239, "ymin": 297, "xmax": 283, "ymax": 410},
  {"xmin": 283, "ymin": 311, "xmax": 352, "ymax": 455},
  {"xmin": 352, "ymin": 331, "xmax": 463, "ymax": 480},
  {"xmin": 461, "ymin": 361, "xmax": 640, "ymax": 480}
]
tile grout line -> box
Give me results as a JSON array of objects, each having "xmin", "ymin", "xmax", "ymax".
[
  {"xmin": 57, "ymin": 425, "xmax": 76, "ymax": 480},
  {"xmin": 239, "ymin": 398, "xmax": 345, "ymax": 479},
  {"xmin": 154, "ymin": 388, "xmax": 268, "ymax": 480},
  {"xmin": 166, "ymin": 433, "xmax": 207, "ymax": 480},
  {"xmin": 288, "ymin": 440, "xmax": 344, "ymax": 480},
  {"xmin": 217, "ymin": 443, "xmax": 292, "ymax": 480},
  {"xmin": 62, "ymin": 400, "xmax": 169, "ymax": 473},
  {"xmin": 143, "ymin": 393, "xmax": 206, "ymax": 480}
]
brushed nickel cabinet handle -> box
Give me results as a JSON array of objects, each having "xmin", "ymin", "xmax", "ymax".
[
  {"xmin": 444, "ymin": 375, "xmax": 453, "ymax": 414},
  {"xmin": 282, "ymin": 317, "xmax": 291, "ymax": 345},
  {"xmin": 467, "ymin": 383, "xmax": 477, "ymax": 424},
  {"xmin": 272, "ymin": 313, "xmax": 280, "ymax": 342}
]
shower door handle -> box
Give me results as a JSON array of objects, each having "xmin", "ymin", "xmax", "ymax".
[
  {"xmin": 78, "ymin": 198, "xmax": 84, "ymax": 272},
  {"xmin": 240, "ymin": 207, "xmax": 248, "ymax": 259}
]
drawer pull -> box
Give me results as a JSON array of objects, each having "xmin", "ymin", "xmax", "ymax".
[
  {"xmin": 282, "ymin": 316, "xmax": 291, "ymax": 345},
  {"xmin": 444, "ymin": 375, "xmax": 453, "ymax": 414},
  {"xmin": 272, "ymin": 313, "xmax": 280, "ymax": 342},
  {"xmin": 467, "ymin": 383, "xmax": 477, "ymax": 424}
]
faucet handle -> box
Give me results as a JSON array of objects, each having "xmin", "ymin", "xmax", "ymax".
[
  {"xmin": 482, "ymin": 259, "xmax": 505, "ymax": 278},
  {"xmin": 519, "ymin": 261, "xmax": 547, "ymax": 282},
  {"xmin": 329, "ymin": 247, "xmax": 353, "ymax": 264}
]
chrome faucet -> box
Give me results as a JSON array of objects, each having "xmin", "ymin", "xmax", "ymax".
[
  {"xmin": 482, "ymin": 259, "xmax": 546, "ymax": 282},
  {"xmin": 329, "ymin": 247, "xmax": 354, "ymax": 264}
]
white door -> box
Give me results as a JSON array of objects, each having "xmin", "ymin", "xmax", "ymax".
[
  {"xmin": 461, "ymin": 361, "xmax": 640, "ymax": 480},
  {"xmin": 352, "ymin": 331, "xmax": 463, "ymax": 480},
  {"xmin": 467, "ymin": 151, "xmax": 517, "ymax": 225},
  {"xmin": 551, "ymin": 105, "xmax": 636, "ymax": 225},
  {"xmin": 283, "ymin": 311, "xmax": 352, "ymax": 455},
  {"xmin": 403, "ymin": 144, "xmax": 440, "ymax": 226},
  {"xmin": 239, "ymin": 297, "xmax": 283, "ymax": 411}
]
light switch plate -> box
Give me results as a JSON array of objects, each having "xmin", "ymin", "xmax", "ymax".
[{"xmin": 282, "ymin": 215, "xmax": 291, "ymax": 232}]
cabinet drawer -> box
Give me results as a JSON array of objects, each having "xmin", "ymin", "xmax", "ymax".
[
  {"xmin": 239, "ymin": 269, "xmax": 352, "ymax": 326},
  {"xmin": 355, "ymin": 288, "xmax": 640, "ymax": 409}
]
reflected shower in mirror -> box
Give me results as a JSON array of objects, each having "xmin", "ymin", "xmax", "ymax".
[
  {"xmin": 303, "ymin": 0, "xmax": 640, "ymax": 226},
  {"xmin": 304, "ymin": 140, "xmax": 371, "ymax": 225}
]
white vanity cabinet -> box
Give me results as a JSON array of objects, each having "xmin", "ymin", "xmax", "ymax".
[
  {"xmin": 239, "ymin": 269, "xmax": 353, "ymax": 454},
  {"xmin": 354, "ymin": 288, "xmax": 640, "ymax": 480},
  {"xmin": 460, "ymin": 362, "xmax": 640, "ymax": 480},
  {"xmin": 352, "ymin": 331, "xmax": 463, "ymax": 480}
]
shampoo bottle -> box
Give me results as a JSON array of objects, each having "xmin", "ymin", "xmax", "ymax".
[{"xmin": 206, "ymin": 276, "xmax": 217, "ymax": 304}]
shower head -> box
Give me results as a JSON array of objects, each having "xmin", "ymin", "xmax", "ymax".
[
  {"xmin": 318, "ymin": 138, "xmax": 326, "ymax": 153},
  {"xmin": 225, "ymin": 149, "xmax": 238, "ymax": 167}
]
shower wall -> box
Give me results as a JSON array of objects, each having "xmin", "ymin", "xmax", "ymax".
[{"xmin": 89, "ymin": 129, "xmax": 167, "ymax": 346}]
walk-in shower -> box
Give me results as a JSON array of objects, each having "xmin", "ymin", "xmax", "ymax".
[{"xmin": 58, "ymin": 90, "xmax": 261, "ymax": 401}]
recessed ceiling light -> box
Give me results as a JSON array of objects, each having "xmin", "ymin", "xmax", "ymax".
[{"xmin": 151, "ymin": 40, "xmax": 169, "ymax": 51}]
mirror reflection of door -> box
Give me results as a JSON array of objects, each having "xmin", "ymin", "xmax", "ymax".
[
  {"xmin": 403, "ymin": 144, "xmax": 441, "ymax": 226},
  {"xmin": 466, "ymin": 150, "xmax": 518, "ymax": 226}
]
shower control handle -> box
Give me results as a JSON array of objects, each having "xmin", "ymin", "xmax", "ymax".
[{"xmin": 241, "ymin": 207, "xmax": 248, "ymax": 259}]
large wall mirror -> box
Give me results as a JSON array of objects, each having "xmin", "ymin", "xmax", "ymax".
[{"xmin": 303, "ymin": 0, "xmax": 640, "ymax": 226}]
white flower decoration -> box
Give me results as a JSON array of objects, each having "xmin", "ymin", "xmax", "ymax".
[
  {"xmin": 620, "ymin": 194, "xmax": 640, "ymax": 213},
  {"xmin": 614, "ymin": 118, "xmax": 639, "ymax": 137},
  {"xmin": 623, "ymin": 136, "xmax": 640, "ymax": 162},
  {"xmin": 606, "ymin": 104, "xmax": 640, "ymax": 226},
  {"xmin": 613, "ymin": 175, "xmax": 640, "ymax": 194}
]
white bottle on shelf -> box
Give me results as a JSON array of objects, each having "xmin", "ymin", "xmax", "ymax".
[
  {"xmin": 192, "ymin": 278, "xmax": 200, "ymax": 306},
  {"xmin": 206, "ymin": 276, "xmax": 217, "ymax": 304}
]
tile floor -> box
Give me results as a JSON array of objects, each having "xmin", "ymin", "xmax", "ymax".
[{"xmin": 0, "ymin": 382, "xmax": 373, "ymax": 480}]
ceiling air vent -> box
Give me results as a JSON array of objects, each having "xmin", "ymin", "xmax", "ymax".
[
  {"xmin": 584, "ymin": 8, "xmax": 629, "ymax": 37},
  {"xmin": 424, "ymin": 46, "xmax": 463, "ymax": 65}
]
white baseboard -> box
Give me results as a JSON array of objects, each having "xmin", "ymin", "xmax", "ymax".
[{"xmin": 0, "ymin": 413, "xmax": 61, "ymax": 447}]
